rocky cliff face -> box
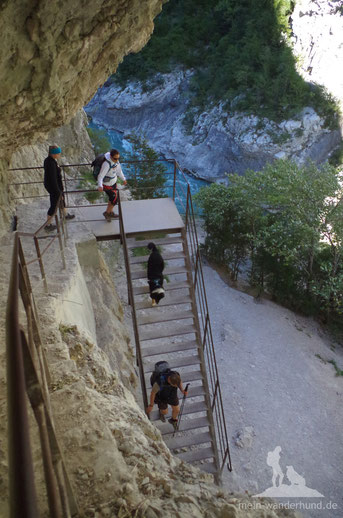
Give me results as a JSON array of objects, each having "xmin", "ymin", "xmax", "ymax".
[
  {"xmin": 0, "ymin": 0, "xmax": 164, "ymax": 157},
  {"xmin": 85, "ymin": 0, "xmax": 343, "ymax": 181},
  {"xmin": 0, "ymin": 0, "xmax": 165, "ymax": 233}
]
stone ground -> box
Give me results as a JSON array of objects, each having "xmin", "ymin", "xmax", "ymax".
[
  {"xmin": 109, "ymin": 239, "xmax": 343, "ymax": 518},
  {"xmin": 203, "ymin": 263, "xmax": 343, "ymax": 517}
]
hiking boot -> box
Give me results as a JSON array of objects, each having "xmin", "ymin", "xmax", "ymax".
[
  {"xmin": 65, "ymin": 213, "xmax": 75, "ymax": 220},
  {"xmin": 103, "ymin": 211, "xmax": 111, "ymax": 222},
  {"xmin": 151, "ymin": 299, "xmax": 157, "ymax": 307},
  {"xmin": 168, "ymin": 418, "xmax": 178, "ymax": 431},
  {"xmin": 159, "ymin": 411, "xmax": 166, "ymax": 423},
  {"xmin": 45, "ymin": 224, "xmax": 56, "ymax": 232}
]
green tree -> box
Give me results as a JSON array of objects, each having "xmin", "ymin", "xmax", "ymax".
[
  {"xmin": 125, "ymin": 134, "xmax": 167, "ymax": 200},
  {"xmin": 113, "ymin": 0, "xmax": 339, "ymax": 126},
  {"xmin": 195, "ymin": 160, "xmax": 343, "ymax": 318}
]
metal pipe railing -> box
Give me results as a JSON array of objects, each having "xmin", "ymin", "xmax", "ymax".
[
  {"xmin": 180, "ymin": 176, "xmax": 232, "ymax": 472},
  {"xmin": 6, "ymin": 233, "xmax": 79, "ymax": 516},
  {"xmin": 117, "ymin": 192, "xmax": 149, "ymax": 410}
]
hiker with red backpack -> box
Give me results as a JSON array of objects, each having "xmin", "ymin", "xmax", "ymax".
[
  {"xmin": 96, "ymin": 149, "xmax": 127, "ymax": 222},
  {"xmin": 146, "ymin": 361, "xmax": 188, "ymax": 430}
]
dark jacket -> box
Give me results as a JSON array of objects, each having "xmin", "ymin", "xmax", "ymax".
[
  {"xmin": 147, "ymin": 249, "xmax": 164, "ymax": 280},
  {"xmin": 44, "ymin": 155, "xmax": 63, "ymax": 194}
]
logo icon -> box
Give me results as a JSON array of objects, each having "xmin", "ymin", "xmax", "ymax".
[{"xmin": 254, "ymin": 446, "xmax": 324, "ymax": 498}]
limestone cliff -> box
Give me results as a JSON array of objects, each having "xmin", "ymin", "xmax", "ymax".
[
  {"xmin": 85, "ymin": 0, "xmax": 343, "ymax": 180},
  {"xmin": 0, "ymin": 0, "xmax": 165, "ymax": 233}
]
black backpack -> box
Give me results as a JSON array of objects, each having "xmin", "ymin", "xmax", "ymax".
[
  {"xmin": 150, "ymin": 361, "xmax": 171, "ymax": 387},
  {"xmin": 91, "ymin": 154, "xmax": 116, "ymax": 181}
]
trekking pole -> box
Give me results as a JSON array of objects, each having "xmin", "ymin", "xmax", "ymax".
[{"xmin": 173, "ymin": 384, "xmax": 190, "ymax": 437}]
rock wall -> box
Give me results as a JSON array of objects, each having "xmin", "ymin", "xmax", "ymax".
[
  {"xmin": 0, "ymin": 0, "xmax": 165, "ymax": 157},
  {"xmin": 0, "ymin": 0, "xmax": 165, "ymax": 233},
  {"xmin": 86, "ymin": 72, "xmax": 341, "ymax": 181}
]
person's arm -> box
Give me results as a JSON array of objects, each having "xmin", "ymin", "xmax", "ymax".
[
  {"xmin": 45, "ymin": 158, "xmax": 61, "ymax": 194},
  {"xmin": 116, "ymin": 163, "xmax": 127, "ymax": 185},
  {"xmin": 179, "ymin": 382, "xmax": 188, "ymax": 396},
  {"xmin": 146, "ymin": 383, "xmax": 159, "ymax": 414},
  {"xmin": 97, "ymin": 160, "xmax": 110, "ymax": 190}
]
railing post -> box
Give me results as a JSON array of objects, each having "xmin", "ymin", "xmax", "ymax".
[
  {"xmin": 55, "ymin": 215, "xmax": 66, "ymax": 270},
  {"xmin": 173, "ymin": 160, "xmax": 177, "ymax": 201},
  {"xmin": 118, "ymin": 192, "xmax": 149, "ymax": 410},
  {"xmin": 6, "ymin": 235, "xmax": 39, "ymax": 518},
  {"xmin": 185, "ymin": 184, "xmax": 190, "ymax": 231},
  {"xmin": 62, "ymin": 166, "xmax": 68, "ymax": 208},
  {"xmin": 34, "ymin": 236, "xmax": 48, "ymax": 292}
]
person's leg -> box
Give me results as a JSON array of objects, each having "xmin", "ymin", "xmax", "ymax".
[
  {"xmin": 45, "ymin": 192, "xmax": 59, "ymax": 229},
  {"xmin": 103, "ymin": 185, "xmax": 118, "ymax": 218},
  {"xmin": 157, "ymin": 400, "xmax": 168, "ymax": 422},
  {"xmin": 171, "ymin": 404, "xmax": 180, "ymax": 420}
]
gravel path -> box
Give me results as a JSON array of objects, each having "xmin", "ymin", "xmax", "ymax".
[{"xmin": 203, "ymin": 264, "xmax": 343, "ymax": 517}]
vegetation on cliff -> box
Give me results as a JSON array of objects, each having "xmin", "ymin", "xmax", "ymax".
[
  {"xmin": 114, "ymin": 0, "xmax": 339, "ymax": 126},
  {"xmin": 195, "ymin": 160, "xmax": 343, "ymax": 324}
]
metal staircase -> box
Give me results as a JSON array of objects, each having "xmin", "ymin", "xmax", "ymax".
[
  {"xmin": 126, "ymin": 231, "xmax": 219, "ymax": 474},
  {"xmin": 118, "ymin": 180, "xmax": 232, "ymax": 481}
]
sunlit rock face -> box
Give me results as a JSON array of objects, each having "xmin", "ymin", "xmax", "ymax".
[
  {"xmin": 0, "ymin": 0, "xmax": 165, "ymax": 158},
  {"xmin": 291, "ymin": 0, "xmax": 343, "ymax": 107}
]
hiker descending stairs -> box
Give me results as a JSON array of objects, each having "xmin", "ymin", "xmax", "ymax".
[{"xmin": 122, "ymin": 219, "xmax": 231, "ymax": 480}]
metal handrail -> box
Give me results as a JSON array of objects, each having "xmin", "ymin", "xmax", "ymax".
[
  {"xmin": 6, "ymin": 233, "xmax": 78, "ymax": 517},
  {"xmin": 17, "ymin": 195, "xmax": 67, "ymax": 292},
  {"xmin": 117, "ymin": 192, "xmax": 149, "ymax": 410},
  {"xmin": 177, "ymin": 178, "xmax": 232, "ymax": 472}
]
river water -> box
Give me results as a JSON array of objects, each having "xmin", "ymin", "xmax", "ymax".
[{"xmin": 88, "ymin": 122, "xmax": 210, "ymax": 214}]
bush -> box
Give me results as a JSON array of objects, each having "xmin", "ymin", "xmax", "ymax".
[{"xmin": 195, "ymin": 160, "xmax": 343, "ymax": 319}]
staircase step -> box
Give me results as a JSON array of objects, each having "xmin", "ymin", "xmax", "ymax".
[
  {"xmin": 177, "ymin": 447, "xmax": 215, "ymax": 463},
  {"xmin": 133, "ymin": 281, "xmax": 190, "ymax": 296},
  {"xmin": 140, "ymin": 324, "xmax": 196, "ymax": 342},
  {"xmin": 145, "ymin": 369, "xmax": 203, "ymax": 385},
  {"xmin": 150, "ymin": 400, "xmax": 207, "ymax": 422},
  {"xmin": 130, "ymin": 251, "xmax": 185, "ymax": 264},
  {"xmin": 141, "ymin": 340, "xmax": 198, "ymax": 357},
  {"xmin": 135, "ymin": 294, "xmax": 192, "ymax": 310},
  {"xmin": 161, "ymin": 416, "xmax": 210, "ymax": 435},
  {"xmin": 201, "ymin": 462, "xmax": 217, "ymax": 474},
  {"xmin": 166, "ymin": 432, "xmax": 212, "ymax": 451},
  {"xmin": 132, "ymin": 265, "xmax": 189, "ymax": 280},
  {"xmin": 137, "ymin": 310, "xmax": 194, "ymax": 326},
  {"xmin": 144, "ymin": 354, "xmax": 201, "ymax": 373},
  {"xmin": 127, "ymin": 236, "xmax": 182, "ymax": 249}
]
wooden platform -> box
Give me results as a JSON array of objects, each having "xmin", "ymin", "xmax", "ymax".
[{"xmin": 76, "ymin": 198, "xmax": 184, "ymax": 240}]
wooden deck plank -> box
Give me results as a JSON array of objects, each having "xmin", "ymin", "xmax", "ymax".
[
  {"xmin": 131, "ymin": 265, "xmax": 189, "ymax": 280},
  {"xmin": 161, "ymin": 416, "xmax": 209, "ymax": 435},
  {"xmin": 133, "ymin": 281, "xmax": 190, "ymax": 296},
  {"xmin": 144, "ymin": 354, "xmax": 201, "ymax": 372},
  {"xmin": 150, "ymin": 401, "xmax": 207, "ymax": 422},
  {"xmin": 130, "ymin": 251, "xmax": 185, "ymax": 264},
  {"xmin": 137, "ymin": 310, "xmax": 194, "ymax": 326},
  {"xmin": 127, "ymin": 235, "xmax": 183, "ymax": 249},
  {"xmin": 141, "ymin": 340, "xmax": 199, "ymax": 357},
  {"xmin": 166, "ymin": 432, "xmax": 212, "ymax": 451},
  {"xmin": 177, "ymin": 447, "xmax": 214, "ymax": 463},
  {"xmin": 140, "ymin": 324, "xmax": 196, "ymax": 342},
  {"xmin": 145, "ymin": 369, "xmax": 203, "ymax": 385}
]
